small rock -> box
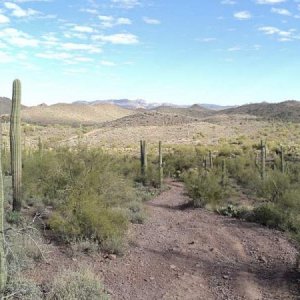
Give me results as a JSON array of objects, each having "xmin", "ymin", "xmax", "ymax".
[
  {"xmin": 188, "ymin": 241, "xmax": 195, "ymax": 245},
  {"xmin": 223, "ymin": 275, "xmax": 229, "ymax": 280},
  {"xmin": 108, "ymin": 254, "xmax": 117, "ymax": 260},
  {"xmin": 209, "ymin": 248, "xmax": 215, "ymax": 252},
  {"xmin": 258, "ymin": 256, "xmax": 267, "ymax": 263},
  {"xmin": 149, "ymin": 277, "xmax": 155, "ymax": 281},
  {"xmin": 170, "ymin": 264, "xmax": 177, "ymax": 270}
]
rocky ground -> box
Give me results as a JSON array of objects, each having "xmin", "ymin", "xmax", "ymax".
[
  {"xmin": 101, "ymin": 181, "xmax": 299, "ymax": 300},
  {"xmin": 27, "ymin": 181, "xmax": 299, "ymax": 300}
]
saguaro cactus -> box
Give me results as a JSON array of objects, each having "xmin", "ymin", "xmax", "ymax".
[
  {"xmin": 280, "ymin": 146, "xmax": 285, "ymax": 173},
  {"xmin": 260, "ymin": 140, "xmax": 266, "ymax": 180},
  {"xmin": 221, "ymin": 159, "xmax": 226, "ymax": 187},
  {"xmin": 10, "ymin": 79, "xmax": 22, "ymax": 211},
  {"xmin": 209, "ymin": 151, "xmax": 213, "ymax": 169},
  {"xmin": 38, "ymin": 136, "xmax": 43, "ymax": 157},
  {"xmin": 140, "ymin": 140, "xmax": 148, "ymax": 184},
  {"xmin": 0, "ymin": 119, "xmax": 7, "ymax": 292},
  {"xmin": 158, "ymin": 141, "xmax": 163, "ymax": 187}
]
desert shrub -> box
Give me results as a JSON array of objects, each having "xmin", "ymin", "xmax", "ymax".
[
  {"xmin": 22, "ymin": 147, "xmax": 147, "ymax": 253},
  {"xmin": 126, "ymin": 200, "xmax": 146, "ymax": 224},
  {"xmin": 163, "ymin": 146, "xmax": 199, "ymax": 177},
  {"xmin": 6, "ymin": 211, "xmax": 23, "ymax": 225},
  {"xmin": 184, "ymin": 169, "xmax": 226, "ymax": 208},
  {"xmin": 49, "ymin": 198, "xmax": 128, "ymax": 254},
  {"xmin": 70, "ymin": 239, "xmax": 100, "ymax": 255},
  {"xmin": 46, "ymin": 267, "xmax": 109, "ymax": 300},
  {"xmin": 257, "ymin": 170, "xmax": 290, "ymax": 202},
  {"xmin": 4, "ymin": 276, "xmax": 43, "ymax": 300},
  {"xmin": 6, "ymin": 227, "xmax": 47, "ymax": 275},
  {"xmin": 249, "ymin": 203, "xmax": 287, "ymax": 229}
]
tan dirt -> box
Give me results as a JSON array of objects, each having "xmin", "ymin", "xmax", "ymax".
[{"xmin": 101, "ymin": 181, "xmax": 299, "ymax": 300}]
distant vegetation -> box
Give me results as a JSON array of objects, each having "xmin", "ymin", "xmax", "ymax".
[
  {"xmin": 222, "ymin": 100, "xmax": 300, "ymax": 122},
  {"xmin": 163, "ymin": 142, "xmax": 300, "ymax": 243}
]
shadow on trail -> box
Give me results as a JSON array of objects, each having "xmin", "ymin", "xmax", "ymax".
[
  {"xmin": 142, "ymin": 246, "xmax": 300, "ymax": 295},
  {"xmin": 146, "ymin": 201, "xmax": 193, "ymax": 211}
]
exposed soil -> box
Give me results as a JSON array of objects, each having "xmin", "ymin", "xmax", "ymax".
[
  {"xmin": 27, "ymin": 180, "xmax": 299, "ymax": 299},
  {"xmin": 101, "ymin": 181, "xmax": 299, "ymax": 300}
]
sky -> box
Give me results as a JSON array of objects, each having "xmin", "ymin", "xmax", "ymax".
[{"xmin": 0, "ymin": 0, "xmax": 300, "ymax": 106}]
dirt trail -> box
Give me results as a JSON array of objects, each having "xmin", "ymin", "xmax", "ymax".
[{"xmin": 102, "ymin": 181, "xmax": 299, "ymax": 300}]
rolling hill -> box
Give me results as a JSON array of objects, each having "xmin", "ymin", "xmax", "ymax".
[
  {"xmin": 21, "ymin": 103, "xmax": 134, "ymax": 125},
  {"xmin": 0, "ymin": 97, "xmax": 27, "ymax": 115},
  {"xmin": 100, "ymin": 111, "xmax": 202, "ymax": 128},
  {"xmin": 153, "ymin": 104, "xmax": 214, "ymax": 119},
  {"xmin": 221, "ymin": 100, "xmax": 300, "ymax": 122}
]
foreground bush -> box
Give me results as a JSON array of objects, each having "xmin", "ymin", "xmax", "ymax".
[
  {"xmin": 22, "ymin": 147, "xmax": 145, "ymax": 253},
  {"xmin": 184, "ymin": 169, "xmax": 227, "ymax": 208},
  {"xmin": 47, "ymin": 267, "xmax": 109, "ymax": 300}
]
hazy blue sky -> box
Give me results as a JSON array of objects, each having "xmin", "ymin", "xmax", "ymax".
[{"xmin": 0, "ymin": 0, "xmax": 300, "ymax": 106}]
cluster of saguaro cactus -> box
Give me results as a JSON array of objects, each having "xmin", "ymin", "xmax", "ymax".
[{"xmin": 10, "ymin": 79, "xmax": 22, "ymax": 211}]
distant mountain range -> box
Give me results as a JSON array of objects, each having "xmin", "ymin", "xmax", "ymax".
[
  {"xmin": 72, "ymin": 99, "xmax": 235, "ymax": 111},
  {"xmin": 1, "ymin": 97, "xmax": 300, "ymax": 125}
]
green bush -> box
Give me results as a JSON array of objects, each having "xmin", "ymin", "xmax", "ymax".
[
  {"xmin": 249, "ymin": 203, "xmax": 287, "ymax": 229},
  {"xmin": 258, "ymin": 170, "xmax": 290, "ymax": 202},
  {"xmin": 22, "ymin": 147, "xmax": 147, "ymax": 253},
  {"xmin": 184, "ymin": 169, "xmax": 226, "ymax": 208},
  {"xmin": 4, "ymin": 276, "xmax": 43, "ymax": 300},
  {"xmin": 46, "ymin": 267, "xmax": 109, "ymax": 300}
]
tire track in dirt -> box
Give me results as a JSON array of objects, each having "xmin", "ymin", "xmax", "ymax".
[{"xmin": 101, "ymin": 180, "xmax": 299, "ymax": 300}]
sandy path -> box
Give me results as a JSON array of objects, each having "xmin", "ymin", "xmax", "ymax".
[{"xmin": 102, "ymin": 181, "xmax": 299, "ymax": 300}]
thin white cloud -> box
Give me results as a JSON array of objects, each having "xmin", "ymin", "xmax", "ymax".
[
  {"xmin": 199, "ymin": 37, "xmax": 217, "ymax": 42},
  {"xmin": 4, "ymin": 2, "xmax": 40, "ymax": 18},
  {"xmin": 221, "ymin": 0, "xmax": 236, "ymax": 4},
  {"xmin": 271, "ymin": 7, "xmax": 292, "ymax": 16},
  {"xmin": 98, "ymin": 15, "xmax": 132, "ymax": 28},
  {"xmin": 92, "ymin": 33, "xmax": 139, "ymax": 44},
  {"xmin": 0, "ymin": 14, "xmax": 10, "ymax": 23},
  {"xmin": 143, "ymin": 17, "xmax": 161, "ymax": 25},
  {"xmin": 256, "ymin": 0, "xmax": 286, "ymax": 4},
  {"xmin": 61, "ymin": 42, "xmax": 102, "ymax": 53},
  {"xmin": 234, "ymin": 11, "xmax": 252, "ymax": 20},
  {"xmin": 72, "ymin": 25, "xmax": 95, "ymax": 33},
  {"xmin": 111, "ymin": 0, "xmax": 140, "ymax": 9},
  {"xmin": 0, "ymin": 50, "xmax": 13, "ymax": 63},
  {"xmin": 0, "ymin": 28, "xmax": 39, "ymax": 47},
  {"xmin": 258, "ymin": 26, "xmax": 298, "ymax": 41},
  {"xmin": 100, "ymin": 60, "xmax": 116, "ymax": 66},
  {"xmin": 228, "ymin": 46, "xmax": 241, "ymax": 51}
]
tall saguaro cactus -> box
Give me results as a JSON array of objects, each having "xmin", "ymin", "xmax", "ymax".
[
  {"xmin": 158, "ymin": 141, "xmax": 163, "ymax": 187},
  {"xmin": 0, "ymin": 118, "xmax": 7, "ymax": 292},
  {"xmin": 221, "ymin": 159, "xmax": 226, "ymax": 187},
  {"xmin": 209, "ymin": 151, "xmax": 213, "ymax": 169},
  {"xmin": 10, "ymin": 79, "xmax": 22, "ymax": 211},
  {"xmin": 140, "ymin": 140, "xmax": 148, "ymax": 184},
  {"xmin": 260, "ymin": 140, "xmax": 266, "ymax": 180},
  {"xmin": 280, "ymin": 146, "xmax": 285, "ymax": 173}
]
